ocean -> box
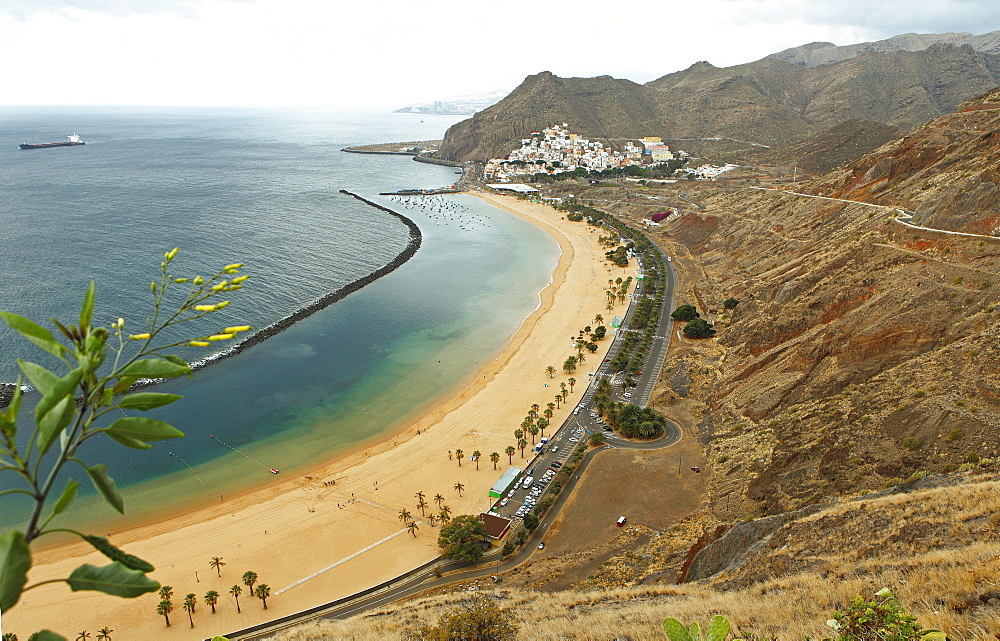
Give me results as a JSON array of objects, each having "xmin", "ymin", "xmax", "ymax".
[{"xmin": 0, "ymin": 108, "xmax": 559, "ymax": 530}]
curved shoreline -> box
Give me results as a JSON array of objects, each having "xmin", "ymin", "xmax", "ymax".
[{"xmin": 0, "ymin": 191, "xmax": 422, "ymax": 406}]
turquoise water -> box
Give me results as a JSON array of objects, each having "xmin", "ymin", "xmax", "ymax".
[{"xmin": 0, "ymin": 109, "xmax": 559, "ymax": 529}]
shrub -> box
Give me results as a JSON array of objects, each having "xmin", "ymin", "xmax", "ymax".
[
  {"xmin": 900, "ymin": 437, "xmax": 922, "ymax": 450},
  {"xmin": 414, "ymin": 594, "xmax": 518, "ymax": 641},
  {"xmin": 671, "ymin": 304, "xmax": 700, "ymax": 321},
  {"xmin": 682, "ymin": 318, "xmax": 716, "ymax": 338},
  {"xmin": 723, "ymin": 297, "xmax": 740, "ymax": 310},
  {"xmin": 827, "ymin": 587, "xmax": 945, "ymax": 640},
  {"xmin": 965, "ymin": 451, "xmax": 981, "ymax": 464}
]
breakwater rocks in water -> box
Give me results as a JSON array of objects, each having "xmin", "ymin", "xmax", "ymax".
[{"xmin": 0, "ymin": 192, "xmax": 422, "ymax": 408}]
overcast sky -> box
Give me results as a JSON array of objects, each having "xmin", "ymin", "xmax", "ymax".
[{"xmin": 2, "ymin": 0, "xmax": 999, "ymax": 108}]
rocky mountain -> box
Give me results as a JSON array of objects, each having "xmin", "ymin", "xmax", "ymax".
[
  {"xmin": 769, "ymin": 29, "xmax": 1000, "ymax": 67},
  {"xmin": 439, "ymin": 38, "xmax": 1000, "ymax": 162},
  {"xmin": 438, "ymin": 71, "xmax": 659, "ymax": 162}
]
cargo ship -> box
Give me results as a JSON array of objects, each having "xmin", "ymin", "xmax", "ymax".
[{"xmin": 19, "ymin": 133, "xmax": 85, "ymax": 150}]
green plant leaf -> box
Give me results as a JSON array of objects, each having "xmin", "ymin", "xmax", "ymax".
[
  {"xmin": 118, "ymin": 358, "xmax": 191, "ymax": 381},
  {"xmin": 0, "ymin": 530, "xmax": 31, "ymax": 611},
  {"xmin": 67, "ymin": 562, "xmax": 159, "ymax": 597},
  {"xmin": 36, "ymin": 396, "xmax": 75, "ymax": 456},
  {"xmin": 85, "ymin": 464, "xmax": 123, "ymax": 514},
  {"xmin": 49, "ymin": 479, "xmax": 80, "ymax": 519},
  {"xmin": 34, "ymin": 368, "xmax": 82, "ymax": 425},
  {"xmin": 5, "ymin": 379, "xmax": 23, "ymax": 422},
  {"xmin": 117, "ymin": 392, "xmax": 183, "ymax": 411},
  {"xmin": 79, "ymin": 281, "xmax": 95, "ymax": 330},
  {"xmin": 16, "ymin": 360, "xmax": 59, "ymax": 397},
  {"xmin": 81, "ymin": 535, "xmax": 154, "ymax": 573},
  {"xmin": 0, "ymin": 312, "xmax": 66, "ymax": 359},
  {"xmin": 104, "ymin": 417, "xmax": 183, "ymax": 449},
  {"xmin": 663, "ymin": 618, "xmax": 693, "ymax": 641},
  {"xmin": 707, "ymin": 615, "xmax": 731, "ymax": 641},
  {"xmin": 0, "ymin": 413, "xmax": 15, "ymax": 440},
  {"xmin": 690, "ymin": 622, "xmax": 702, "ymax": 641}
]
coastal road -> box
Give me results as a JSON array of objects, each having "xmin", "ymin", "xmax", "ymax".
[{"xmin": 223, "ymin": 218, "xmax": 682, "ymax": 641}]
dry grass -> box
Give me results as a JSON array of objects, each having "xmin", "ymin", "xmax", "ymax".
[{"xmin": 268, "ymin": 477, "xmax": 1000, "ymax": 640}]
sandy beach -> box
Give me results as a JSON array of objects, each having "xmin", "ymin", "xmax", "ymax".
[{"xmin": 5, "ymin": 192, "xmax": 637, "ymax": 640}]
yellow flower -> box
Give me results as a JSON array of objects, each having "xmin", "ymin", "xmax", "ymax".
[
  {"xmin": 165, "ymin": 247, "xmax": 179, "ymax": 261},
  {"xmin": 116, "ymin": 318, "xmax": 125, "ymax": 329},
  {"xmin": 231, "ymin": 275, "xmax": 250, "ymax": 284},
  {"xmin": 193, "ymin": 276, "xmax": 204, "ymax": 285},
  {"xmin": 224, "ymin": 263, "xmax": 243, "ymax": 271},
  {"xmin": 174, "ymin": 278, "xmax": 189, "ymax": 284},
  {"xmin": 207, "ymin": 333, "xmax": 235, "ymax": 341},
  {"xmin": 189, "ymin": 341, "xmax": 210, "ymax": 347},
  {"xmin": 194, "ymin": 305, "xmax": 216, "ymax": 312},
  {"xmin": 224, "ymin": 326, "xmax": 251, "ymax": 333},
  {"xmin": 211, "ymin": 281, "xmax": 228, "ymax": 291},
  {"xmin": 215, "ymin": 301, "xmax": 231, "ymax": 309},
  {"xmin": 129, "ymin": 333, "xmax": 151, "ymax": 340}
]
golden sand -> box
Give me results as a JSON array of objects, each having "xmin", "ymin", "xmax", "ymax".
[{"xmin": 7, "ymin": 192, "xmax": 636, "ymax": 640}]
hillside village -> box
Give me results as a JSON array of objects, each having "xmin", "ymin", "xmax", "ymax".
[{"xmin": 481, "ymin": 123, "xmax": 740, "ymax": 182}]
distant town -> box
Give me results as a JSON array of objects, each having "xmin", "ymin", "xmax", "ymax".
[{"xmin": 483, "ymin": 123, "xmax": 737, "ymax": 182}]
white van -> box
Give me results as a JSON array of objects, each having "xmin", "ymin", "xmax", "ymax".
[{"xmin": 522, "ymin": 476, "xmax": 534, "ymax": 489}]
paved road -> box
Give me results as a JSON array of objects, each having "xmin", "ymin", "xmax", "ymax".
[{"xmin": 225, "ymin": 223, "xmax": 681, "ymax": 641}]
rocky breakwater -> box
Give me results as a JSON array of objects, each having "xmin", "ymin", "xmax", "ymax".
[{"xmin": 0, "ymin": 192, "xmax": 422, "ymax": 408}]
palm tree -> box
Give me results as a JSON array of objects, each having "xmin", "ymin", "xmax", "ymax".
[
  {"xmin": 156, "ymin": 598, "xmax": 173, "ymax": 627},
  {"xmin": 545, "ymin": 365, "xmax": 556, "ymax": 378},
  {"xmin": 560, "ymin": 382, "xmax": 568, "ymax": 398},
  {"xmin": 555, "ymin": 394, "xmax": 561, "ymax": 409},
  {"xmin": 454, "ymin": 481, "xmax": 464, "ymax": 497},
  {"xmin": 427, "ymin": 513, "xmax": 438, "ymax": 526},
  {"xmin": 505, "ymin": 445, "xmax": 515, "ymax": 464},
  {"xmin": 158, "ymin": 585, "xmax": 174, "ymax": 601},
  {"xmin": 545, "ymin": 403, "xmax": 555, "ymax": 419},
  {"xmin": 433, "ymin": 493, "xmax": 445, "ymax": 508},
  {"xmin": 514, "ymin": 428, "xmax": 524, "ymax": 442},
  {"xmin": 528, "ymin": 424, "xmax": 539, "ymax": 444},
  {"xmin": 209, "ymin": 556, "xmax": 226, "ymax": 577},
  {"xmin": 406, "ymin": 520, "xmax": 419, "ymax": 537},
  {"xmin": 607, "ymin": 300, "xmax": 614, "ymax": 313},
  {"xmin": 183, "ymin": 593, "xmax": 197, "ymax": 628},
  {"xmin": 518, "ymin": 438, "xmax": 528, "ymax": 458},
  {"xmin": 537, "ymin": 417, "xmax": 548, "ymax": 438},
  {"xmin": 568, "ymin": 377, "xmax": 576, "ymax": 393},
  {"xmin": 490, "ymin": 451, "xmax": 500, "ymax": 470},
  {"xmin": 416, "ymin": 496, "xmax": 429, "ymax": 516},
  {"xmin": 472, "ymin": 450, "xmax": 482, "ymax": 470},
  {"xmin": 398, "ymin": 508, "xmax": 413, "ymax": 524},
  {"xmin": 96, "ymin": 627, "xmax": 113, "ymax": 641},
  {"xmin": 530, "ymin": 403, "xmax": 540, "ymax": 418},
  {"xmin": 563, "ymin": 356, "xmax": 576, "ymax": 374},
  {"xmin": 455, "ymin": 448, "xmax": 464, "ymax": 467},
  {"xmin": 204, "ymin": 590, "xmax": 219, "ymax": 614},
  {"xmin": 75, "ymin": 632, "xmax": 90, "ymax": 641},
  {"xmin": 242, "ymin": 570, "xmax": 258, "ymax": 596},
  {"xmin": 594, "ymin": 313, "xmax": 604, "ymax": 325},
  {"xmin": 439, "ymin": 504, "xmax": 452, "ymax": 521},
  {"xmin": 576, "ymin": 351, "xmax": 586, "ymax": 365},
  {"xmin": 254, "ymin": 583, "xmax": 271, "ymax": 610},
  {"xmin": 230, "ymin": 584, "xmax": 243, "ymax": 613}
]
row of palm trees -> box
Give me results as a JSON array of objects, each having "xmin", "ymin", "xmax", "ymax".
[
  {"xmin": 154, "ymin": 564, "xmax": 271, "ymax": 628},
  {"xmin": 69, "ymin": 630, "xmax": 114, "ymax": 641}
]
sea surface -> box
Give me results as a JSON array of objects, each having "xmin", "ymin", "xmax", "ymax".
[{"xmin": 0, "ymin": 108, "xmax": 559, "ymax": 530}]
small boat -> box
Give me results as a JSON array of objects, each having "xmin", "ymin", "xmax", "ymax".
[{"xmin": 270, "ymin": 468, "xmax": 280, "ymax": 474}]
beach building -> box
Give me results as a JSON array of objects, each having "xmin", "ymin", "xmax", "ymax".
[
  {"xmin": 479, "ymin": 512, "xmax": 513, "ymax": 542},
  {"xmin": 487, "ymin": 184, "xmax": 539, "ymax": 195},
  {"xmin": 489, "ymin": 466, "xmax": 523, "ymax": 499},
  {"xmin": 611, "ymin": 316, "xmax": 624, "ymax": 328}
]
